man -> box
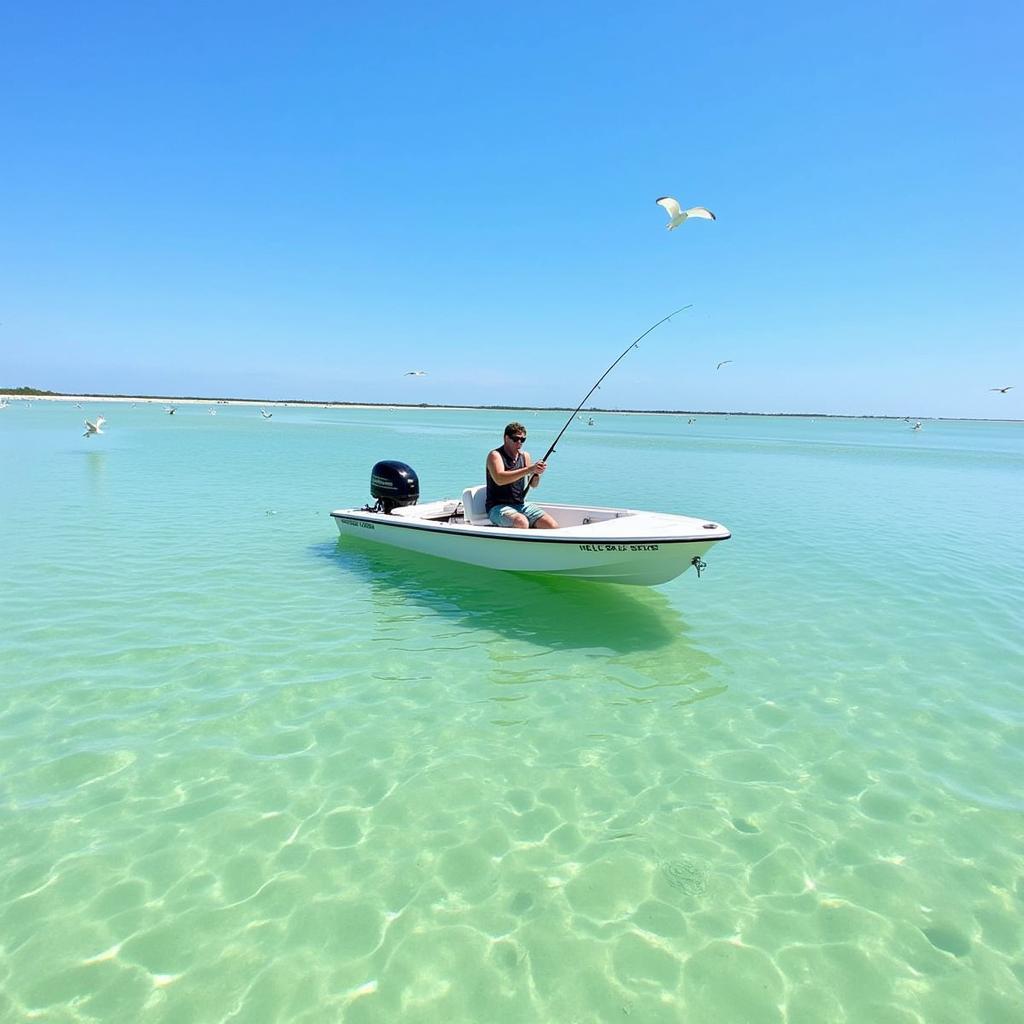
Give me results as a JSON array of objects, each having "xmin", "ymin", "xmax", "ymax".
[{"xmin": 485, "ymin": 422, "xmax": 559, "ymax": 529}]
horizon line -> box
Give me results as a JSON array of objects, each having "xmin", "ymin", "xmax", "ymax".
[{"xmin": 0, "ymin": 388, "xmax": 1019, "ymax": 424}]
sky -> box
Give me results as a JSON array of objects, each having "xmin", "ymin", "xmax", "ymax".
[{"xmin": 1, "ymin": 1, "xmax": 1021, "ymax": 418}]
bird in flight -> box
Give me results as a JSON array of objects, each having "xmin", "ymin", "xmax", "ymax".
[
  {"xmin": 83, "ymin": 415, "xmax": 105, "ymax": 437},
  {"xmin": 716, "ymin": 360, "xmax": 732, "ymax": 370},
  {"xmin": 165, "ymin": 406, "xmax": 176, "ymax": 415},
  {"xmin": 656, "ymin": 197, "xmax": 716, "ymax": 230},
  {"xmin": 990, "ymin": 386, "xmax": 1014, "ymax": 393},
  {"xmin": 404, "ymin": 370, "xmax": 428, "ymax": 377},
  {"xmin": 260, "ymin": 409, "xmax": 273, "ymax": 419}
]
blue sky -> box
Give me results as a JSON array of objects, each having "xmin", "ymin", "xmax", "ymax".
[{"xmin": 1, "ymin": 1, "xmax": 1020, "ymax": 417}]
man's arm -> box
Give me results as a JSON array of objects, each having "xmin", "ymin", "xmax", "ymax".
[{"xmin": 487, "ymin": 450, "xmax": 545, "ymax": 486}]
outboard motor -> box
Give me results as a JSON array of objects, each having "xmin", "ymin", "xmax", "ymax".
[{"xmin": 370, "ymin": 460, "xmax": 419, "ymax": 514}]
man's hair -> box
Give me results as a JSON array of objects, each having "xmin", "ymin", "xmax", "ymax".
[{"xmin": 504, "ymin": 421, "xmax": 526, "ymax": 438}]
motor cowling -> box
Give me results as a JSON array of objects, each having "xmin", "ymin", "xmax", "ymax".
[{"xmin": 370, "ymin": 460, "xmax": 419, "ymax": 513}]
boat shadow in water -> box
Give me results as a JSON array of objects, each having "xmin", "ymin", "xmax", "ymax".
[{"xmin": 316, "ymin": 537, "xmax": 718, "ymax": 662}]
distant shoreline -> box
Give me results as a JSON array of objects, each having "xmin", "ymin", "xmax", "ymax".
[{"xmin": 0, "ymin": 388, "xmax": 1018, "ymax": 423}]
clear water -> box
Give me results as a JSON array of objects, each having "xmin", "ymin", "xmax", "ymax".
[{"xmin": 1, "ymin": 401, "xmax": 1022, "ymax": 1023}]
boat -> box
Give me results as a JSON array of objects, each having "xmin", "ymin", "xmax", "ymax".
[{"xmin": 331, "ymin": 462, "xmax": 730, "ymax": 587}]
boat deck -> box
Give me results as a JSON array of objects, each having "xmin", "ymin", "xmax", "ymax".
[{"xmin": 338, "ymin": 499, "xmax": 730, "ymax": 543}]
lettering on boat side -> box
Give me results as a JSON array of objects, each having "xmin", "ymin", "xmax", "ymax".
[
  {"xmin": 349, "ymin": 520, "xmax": 375, "ymax": 530},
  {"xmin": 578, "ymin": 543, "xmax": 659, "ymax": 552}
]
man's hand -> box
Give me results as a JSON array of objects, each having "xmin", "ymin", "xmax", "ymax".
[{"xmin": 528, "ymin": 460, "xmax": 547, "ymax": 478}]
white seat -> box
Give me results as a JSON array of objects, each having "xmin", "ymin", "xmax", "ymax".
[{"xmin": 461, "ymin": 485, "xmax": 492, "ymax": 525}]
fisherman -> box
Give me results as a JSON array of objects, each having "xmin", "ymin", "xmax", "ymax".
[{"xmin": 485, "ymin": 422, "xmax": 559, "ymax": 529}]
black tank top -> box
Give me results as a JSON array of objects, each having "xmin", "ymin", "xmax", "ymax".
[{"xmin": 485, "ymin": 447, "xmax": 525, "ymax": 511}]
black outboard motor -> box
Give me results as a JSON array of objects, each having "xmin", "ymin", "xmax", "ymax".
[{"xmin": 370, "ymin": 460, "xmax": 419, "ymax": 513}]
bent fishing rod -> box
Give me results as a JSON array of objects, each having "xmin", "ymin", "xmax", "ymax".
[{"xmin": 522, "ymin": 304, "xmax": 693, "ymax": 498}]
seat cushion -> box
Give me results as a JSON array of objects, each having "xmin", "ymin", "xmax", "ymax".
[{"xmin": 461, "ymin": 485, "xmax": 491, "ymax": 525}]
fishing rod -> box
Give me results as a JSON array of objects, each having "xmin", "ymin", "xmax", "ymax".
[{"xmin": 523, "ymin": 304, "xmax": 693, "ymax": 498}]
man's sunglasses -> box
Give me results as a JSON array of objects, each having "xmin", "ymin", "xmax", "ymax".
[{"xmin": 507, "ymin": 435, "xmax": 526, "ymax": 443}]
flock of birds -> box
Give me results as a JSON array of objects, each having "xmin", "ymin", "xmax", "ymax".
[
  {"xmin": 2, "ymin": 193, "xmax": 1014, "ymax": 436},
  {"xmin": 60, "ymin": 384, "xmax": 1010, "ymax": 439},
  {"xmin": 73, "ymin": 402, "xmax": 281, "ymax": 438}
]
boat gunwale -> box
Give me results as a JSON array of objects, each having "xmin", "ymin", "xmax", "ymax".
[{"xmin": 330, "ymin": 509, "xmax": 731, "ymax": 546}]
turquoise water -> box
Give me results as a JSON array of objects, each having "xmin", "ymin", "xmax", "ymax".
[{"xmin": 1, "ymin": 401, "xmax": 1022, "ymax": 1023}]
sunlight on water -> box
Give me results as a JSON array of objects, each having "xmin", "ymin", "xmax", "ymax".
[{"xmin": 1, "ymin": 402, "xmax": 1022, "ymax": 1022}]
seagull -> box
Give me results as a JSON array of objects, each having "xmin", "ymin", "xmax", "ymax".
[
  {"xmin": 912, "ymin": 421, "xmax": 922, "ymax": 430},
  {"xmin": 209, "ymin": 409, "xmax": 217, "ymax": 415},
  {"xmin": 656, "ymin": 196, "xmax": 716, "ymax": 230},
  {"xmin": 404, "ymin": 370, "xmax": 428, "ymax": 377},
  {"xmin": 990, "ymin": 386, "xmax": 1014, "ymax": 393},
  {"xmin": 165, "ymin": 406, "xmax": 176, "ymax": 415},
  {"xmin": 83, "ymin": 415, "xmax": 105, "ymax": 437},
  {"xmin": 716, "ymin": 360, "xmax": 732, "ymax": 370},
  {"xmin": 260, "ymin": 409, "xmax": 273, "ymax": 419}
]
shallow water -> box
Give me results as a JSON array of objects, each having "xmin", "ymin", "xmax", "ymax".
[{"xmin": 1, "ymin": 401, "xmax": 1022, "ymax": 1022}]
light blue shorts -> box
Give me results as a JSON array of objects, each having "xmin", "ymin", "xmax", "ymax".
[{"xmin": 488, "ymin": 502, "xmax": 546, "ymax": 527}]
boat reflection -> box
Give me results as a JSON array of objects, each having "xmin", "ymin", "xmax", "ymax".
[{"xmin": 322, "ymin": 536, "xmax": 719, "ymax": 670}]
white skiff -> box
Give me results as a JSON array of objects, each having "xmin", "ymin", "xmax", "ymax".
[{"xmin": 332, "ymin": 484, "xmax": 730, "ymax": 586}]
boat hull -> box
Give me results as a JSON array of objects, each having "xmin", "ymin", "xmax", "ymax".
[{"xmin": 331, "ymin": 500, "xmax": 730, "ymax": 586}]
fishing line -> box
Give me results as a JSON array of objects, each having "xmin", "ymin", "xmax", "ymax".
[{"xmin": 522, "ymin": 304, "xmax": 693, "ymax": 497}]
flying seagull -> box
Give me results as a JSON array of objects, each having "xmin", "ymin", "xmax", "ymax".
[
  {"xmin": 165, "ymin": 406, "xmax": 176, "ymax": 415},
  {"xmin": 404, "ymin": 370, "xmax": 428, "ymax": 377},
  {"xmin": 260, "ymin": 408, "xmax": 273, "ymax": 419},
  {"xmin": 990, "ymin": 386, "xmax": 1014, "ymax": 393},
  {"xmin": 83, "ymin": 415, "xmax": 105, "ymax": 437},
  {"xmin": 656, "ymin": 197, "xmax": 716, "ymax": 230},
  {"xmin": 716, "ymin": 360, "xmax": 732, "ymax": 370}
]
